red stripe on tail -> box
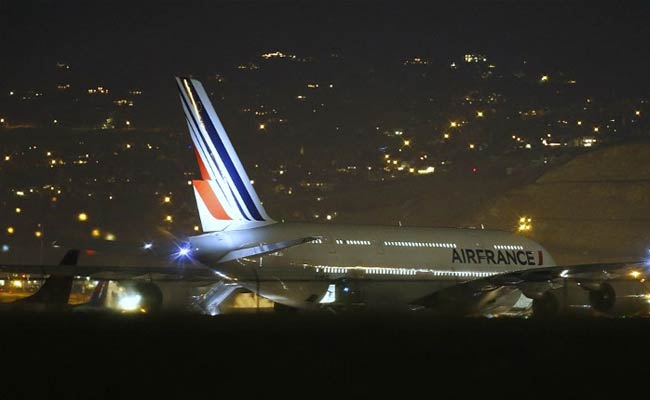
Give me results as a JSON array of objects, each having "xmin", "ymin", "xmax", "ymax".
[
  {"xmin": 194, "ymin": 148, "xmax": 211, "ymax": 180},
  {"xmin": 193, "ymin": 180, "xmax": 232, "ymax": 220}
]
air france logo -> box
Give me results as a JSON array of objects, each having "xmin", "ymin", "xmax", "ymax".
[{"xmin": 452, "ymin": 248, "xmax": 543, "ymax": 266}]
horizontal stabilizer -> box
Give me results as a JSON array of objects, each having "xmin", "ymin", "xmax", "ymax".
[{"xmin": 217, "ymin": 236, "xmax": 319, "ymax": 264}]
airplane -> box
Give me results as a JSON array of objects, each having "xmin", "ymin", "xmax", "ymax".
[
  {"xmin": 172, "ymin": 77, "xmax": 650, "ymax": 316},
  {"xmin": 1, "ymin": 77, "xmax": 648, "ymax": 317},
  {"xmin": 0, "ymin": 250, "xmax": 108, "ymax": 312}
]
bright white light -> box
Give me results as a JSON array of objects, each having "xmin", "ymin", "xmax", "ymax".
[
  {"xmin": 117, "ymin": 294, "xmax": 142, "ymax": 311},
  {"xmin": 143, "ymin": 243, "xmax": 153, "ymax": 250},
  {"xmin": 173, "ymin": 245, "xmax": 193, "ymax": 261},
  {"xmin": 319, "ymin": 284, "xmax": 337, "ymax": 304},
  {"xmin": 559, "ymin": 269, "xmax": 569, "ymax": 278}
]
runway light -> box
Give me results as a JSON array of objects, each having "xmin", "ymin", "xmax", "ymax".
[
  {"xmin": 77, "ymin": 212, "xmax": 88, "ymax": 222},
  {"xmin": 117, "ymin": 294, "xmax": 142, "ymax": 312}
]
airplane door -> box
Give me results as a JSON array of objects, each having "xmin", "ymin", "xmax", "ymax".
[{"xmin": 375, "ymin": 238, "xmax": 385, "ymax": 255}]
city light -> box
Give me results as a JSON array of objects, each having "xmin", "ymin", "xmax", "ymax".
[
  {"xmin": 105, "ymin": 233, "xmax": 116, "ymax": 241},
  {"xmin": 77, "ymin": 212, "xmax": 88, "ymax": 222},
  {"xmin": 476, "ymin": 111, "xmax": 484, "ymax": 118},
  {"xmin": 143, "ymin": 242, "xmax": 153, "ymax": 250},
  {"xmin": 517, "ymin": 217, "xmax": 533, "ymax": 232},
  {"xmin": 7, "ymin": 227, "xmax": 15, "ymax": 235},
  {"xmin": 15, "ymin": 207, "xmax": 21, "ymax": 214},
  {"xmin": 165, "ymin": 215, "xmax": 173, "ymax": 223},
  {"xmin": 540, "ymin": 75, "xmax": 549, "ymax": 82},
  {"xmin": 34, "ymin": 231, "xmax": 42, "ymax": 238},
  {"xmin": 417, "ymin": 166, "xmax": 435, "ymax": 175},
  {"xmin": 91, "ymin": 228, "xmax": 101, "ymax": 238},
  {"xmin": 259, "ymin": 123, "xmax": 265, "ymax": 130},
  {"xmin": 403, "ymin": 139, "xmax": 411, "ymax": 146},
  {"xmin": 193, "ymin": 225, "xmax": 200, "ymax": 232},
  {"xmin": 163, "ymin": 196, "xmax": 171, "ymax": 203},
  {"xmin": 450, "ymin": 121, "xmax": 458, "ymax": 128},
  {"xmin": 635, "ymin": 110, "xmax": 641, "ymax": 116}
]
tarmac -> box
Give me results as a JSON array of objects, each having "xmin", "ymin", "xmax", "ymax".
[{"xmin": 1, "ymin": 313, "xmax": 648, "ymax": 396}]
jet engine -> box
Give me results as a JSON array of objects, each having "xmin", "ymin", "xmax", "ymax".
[
  {"xmin": 531, "ymin": 280, "xmax": 650, "ymax": 318},
  {"xmin": 587, "ymin": 280, "xmax": 649, "ymax": 317}
]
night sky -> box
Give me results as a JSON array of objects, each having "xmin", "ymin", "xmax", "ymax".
[
  {"xmin": 1, "ymin": 1, "xmax": 650, "ymax": 263},
  {"xmin": 3, "ymin": 0, "xmax": 649, "ymax": 97}
]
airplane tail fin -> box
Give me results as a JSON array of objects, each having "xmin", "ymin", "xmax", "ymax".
[
  {"xmin": 86, "ymin": 281, "xmax": 108, "ymax": 307},
  {"xmin": 19, "ymin": 249, "xmax": 79, "ymax": 305},
  {"xmin": 175, "ymin": 77, "xmax": 274, "ymax": 232}
]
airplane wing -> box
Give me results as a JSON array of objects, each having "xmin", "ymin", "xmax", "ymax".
[
  {"xmin": 409, "ymin": 261, "xmax": 648, "ymax": 315},
  {"xmin": 0, "ymin": 263, "xmax": 223, "ymax": 282}
]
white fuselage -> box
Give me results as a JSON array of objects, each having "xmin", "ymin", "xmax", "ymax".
[{"xmin": 189, "ymin": 222, "xmax": 556, "ymax": 310}]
